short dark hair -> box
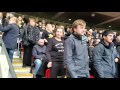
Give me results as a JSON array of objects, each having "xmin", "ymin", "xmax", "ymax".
[{"xmin": 102, "ymin": 30, "xmax": 113, "ymax": 37}]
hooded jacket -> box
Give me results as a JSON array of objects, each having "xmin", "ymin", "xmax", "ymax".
[
  {"xmin": 92, "ymin": 40, "xmax": 119, "ymax": 78},
  {"xmin": 64, "ymin": 34, "xmax": 90, "ymax": 78}
]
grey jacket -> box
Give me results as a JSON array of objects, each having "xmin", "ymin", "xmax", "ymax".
[
  {"xmin": 64, "ymin": 34, "xmax": 90, "ymax": 78},
  {"xmin": 92, "ymin": 40, "xmax": 119, "ymax": 78},
  {"xmin": 32, "ymin": 45, "xmax": 47, "ymax": 60}
]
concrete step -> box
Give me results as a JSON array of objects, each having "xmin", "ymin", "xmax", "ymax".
[
  {"xmin": 13, "ymin": 58, "xmax": 22, "ymax": 60},
  {"xmin": 14, "ymin": 67, "xmax": 31, "ymax": 73},
  {"xmin": 12, "ymin": 57, "xmax": 33, "ymax": 78},
  {"xmin": 16, "ymin": 73, "xmax": 33, "ymax": 78}
]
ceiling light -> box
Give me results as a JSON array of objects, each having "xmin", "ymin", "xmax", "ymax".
[
  {"xmin": 69, "ymin": 19, "xmax": 71, "ymax": 21},
  {"xmin": 91, "ymin": 13, "xmax": 95, "ymax": 17},
  {"xmin": 108, "ymin": 26, "xmax": 111, "ymax": 27}
]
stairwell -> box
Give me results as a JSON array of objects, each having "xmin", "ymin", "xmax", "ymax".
[{"xmin": 12, "ymin": 56, "xmax": 33, "ymax": 78}]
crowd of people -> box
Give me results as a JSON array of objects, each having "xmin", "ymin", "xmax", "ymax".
[{"xmin": 0, "ymin": 12, "xmax": 120, "ymax": 78}]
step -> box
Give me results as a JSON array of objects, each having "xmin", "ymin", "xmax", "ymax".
[
  {"xmin": 13, "ymin": 64, "xmax": 22, "ymax": 67},
  {"xmin": 13, "ymin": 62, "xmax": 22, "ymax": 67},
  {"xmin": 16, "ymin": 73, "xmax": 33, "ymax": 78},
  {"xmin": 13, "ymin": 60, "xmax": 22, "ymax": 62},
  {"xmin": 14, "ymin": 67, "xmax": 31, "ymax": 73},
  {"xmin": 13, "ymin": 58, "xmax": 22, "ymax": 60},
  {"xmin": 12, "ymin": 59, "xmax": 23, "ymax": 66},
  {"xmin": 13, "ymin": 56, "xmax": 20, "ymax": 58}
]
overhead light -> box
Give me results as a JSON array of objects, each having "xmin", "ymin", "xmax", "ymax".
[
  {"xmin": 69, "ymin": 19, "xmax": 71, "ymax": 21},
  {"xmin": 108, "ymin": 26, "xmax": 111, "ymax": 27},
  {"xmin": 91, "ymin": 13, "xmax": 95, "ymax": 17}
]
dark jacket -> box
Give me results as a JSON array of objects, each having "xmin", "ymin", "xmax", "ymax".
[
  {"xmin": 46, "ymin": 38, "xmax": 64, "ymax": 62},
  {"xmin": 22, "ymin": 24, "xmax": 40, "ymax": 46},
  {"xmin": 32, "ymin": 45, "xmax": 47, "ymax": 60},
  {"xmin": 64, "ymin": 34, "xmax": 90, "ymax": 78},
  {"xmin": 92, "ymin": 40, "xmax": 119, "ymax": 78},
  {"xmin": 0, "ymin": 23, "xmax": 19, "ymax": 49}
]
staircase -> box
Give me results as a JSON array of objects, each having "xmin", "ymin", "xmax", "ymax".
[{"xmin": 12, "ymin": 58, "xmax": 33, "ymax": 78}]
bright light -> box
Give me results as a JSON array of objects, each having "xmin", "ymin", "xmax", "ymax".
[
  {"xmin": 91, "ymin": 13, "xmax": 95, "ymax": 17},
  {"xmin": 108, "ymin": 26, "xmax": 111, "ymax": 27},
  {"xmin": 69, "ymin": 19, "xmax": 71, "ymax": 21}
]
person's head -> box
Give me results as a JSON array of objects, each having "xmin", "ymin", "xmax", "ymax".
[
  {"xmin": 46, "ymin": 23, "xmax": 53, "ymax": 32},
  {"xmin": 93, "ymin": 38, "xmax": 101, "ymax": 46},
  {"xmin": 9, "ymin": 13, "xmax": 14, "ymax": 18},
  {"xmin": 116, "ymin": 36, "xmax": 120, "ymax": 43},
  {"xmin": 0, "ymin": 12, "xmax": 3, "ymax": 19},
  {"xmin": 9, "ymin": 17, "xmax": 18, "ymax": 24},
  {"xmin": 89, "ymin": 29, "xmax": 93, "ymax": 33},
  {"xmin": 42, "ymin": 24, "xmax": 46, "ymax": 30},
  {"xmin": 37, "ymin": 39, "xmax": 45, "ymax": 46},
  {"xmin": 72, "ymin": 19, "xmax": 86, "ymax": 36},
  {"xmin": 29, "ymin": 17, "xmax": 36, "ymax": 27},
  {"xmin": 113, "ymin": 31, "xmax": 117, "ymax": 36},
  {"xmin": 53, "ymin": 26, "xmax": 64, "ymax": 39},
  {"xmin": 52, "ymin": 24, "xmax": 56, "ymax": 31},
  {"xmin": 102, "ymin": 30, "xmax": 114, "ymax": 43},
  {"xmin": 18, "ymin": 16, "xmax": 23, "ymax": 21},
  {"xmin": 38, "ymin": 21, "xmax": 42, "ymax": 27}
]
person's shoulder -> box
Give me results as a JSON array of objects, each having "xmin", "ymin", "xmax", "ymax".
[
  {"xmin": 93, "ymin": 43, "xmax": 104, "ymax": 51},
  {"xmin": 33, "ymin": 44, "xmax": 39, "ymax": 48},
  {"xmin": 65, "ymin": 34, "xmax": 76, "ymax": 41}
]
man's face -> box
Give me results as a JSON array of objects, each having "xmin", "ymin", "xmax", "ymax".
[
  {"xmin": 103, "ymin": 33, "xmax": 114, "ymax": 43},
  {"xmin": 46, "ymin": 24, "xmax": 52, "ymax": 31},
  {"xmin": 74, "ymin": 25, "xmax": 86, "ymax": 36},
  {"xmin": 38, "ymin": 39, "xmax": 44, "ymax": 46},
  {"xmin": 29, "ymin": 20, "xmax": 36, "ymax": 27}
]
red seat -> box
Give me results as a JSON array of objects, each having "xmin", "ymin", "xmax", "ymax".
[
  {"xmin": 45, "ymin": 69, "xmax": 94, "ymax": 78},
  {"xmin": 45, "ymin": 69, "xmax": 50, "ymax": 78},
  {"xmin": 90, "ymin": 75, "xmax": 94, "ymax": 78}
]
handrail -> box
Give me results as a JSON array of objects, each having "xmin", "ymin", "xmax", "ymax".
[{"xmin": 0, "ymin": 36, "xmax": 17, "ymax": 78}]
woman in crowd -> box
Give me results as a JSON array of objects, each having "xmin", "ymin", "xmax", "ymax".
[{"xmin": 46, "ymin": 26, "xmax": 65, "ymax": 78}]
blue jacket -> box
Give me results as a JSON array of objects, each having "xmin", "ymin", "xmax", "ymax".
[
  {"xmin": 0, "ymin": 23, "xmax": 19, "ymax": 49},
  {"xmin": 64, "ymin": 34, "xmax": 90, "ymax": 78},
  {"xmin": 92, "ymin": 40, "xmax": 119, "ymax": 78}
]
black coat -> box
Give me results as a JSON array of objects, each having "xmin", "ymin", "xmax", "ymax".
[{"xmin": 0, "ymin": 23, "xmax": 19, "ymax": 49}]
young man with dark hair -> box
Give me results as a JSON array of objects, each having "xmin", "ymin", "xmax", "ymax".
[{"xmin": 92, "ymin": 30, "xmax": 119, "ymax": 78}]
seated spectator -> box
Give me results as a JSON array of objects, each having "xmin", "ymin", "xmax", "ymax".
[{"xmin": 32, "ymin": 39, "xmax": 47, "ymax": 78}]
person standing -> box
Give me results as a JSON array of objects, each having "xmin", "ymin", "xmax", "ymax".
[
  {"xmin": 0, "ymin": 17, "xmax": 19, "ymax": 62},
  {"xmin": 92, "ymin": 30, "xmax": 119, "ymax": 78},
  {"xmin": 64, "ymin": 19, "xmax": 90, "ymax": 78},
  {"xmin": 46, "ymin": 26, "xmax": 65, "ymax": 78}
]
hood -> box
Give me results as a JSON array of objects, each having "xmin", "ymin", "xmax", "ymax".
[
  {"xmin": 71, "ymin": 34, "xmax": 88, "ymax": 42},
  {"xmin": 100, "ymin": 39, "xmax": 114, "ymax": 49}
]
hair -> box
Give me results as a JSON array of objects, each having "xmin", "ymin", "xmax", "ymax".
[
  {"xmin": 0, "ymin": 12, "xmax": 3, "ymax": 18},
  {"xmin": 102, "ymin": 30, "xmax": 113, "ymax": 37},
  {"xmin": 29, "ymin": 17, "xmax": 36, "ymax": 22},
  {"xmin": 72, "ymin": 19, "xmax": 86, "ymax": 33},
  {"xmin": 53, "ymin": 26, "xmax": 65, "ymax": 37},
  {"xmin": 10, "ymin": 17, "xmax": 18, "ymax": 24}
]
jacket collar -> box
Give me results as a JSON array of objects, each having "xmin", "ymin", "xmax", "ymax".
[{"xmin": 100, "ymin": 39, "xmax": 114, "ymax": 49}]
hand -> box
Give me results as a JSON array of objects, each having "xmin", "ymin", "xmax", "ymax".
[
  {"xmin": 115, "ymin": 58, "xmax": 119, "ymax": 62},
  {"xmin": 64, "ymin": 66, "xmax": 67, "ymax": 69},
  {"xmin": 44, "ymin": 39, "xmax": 48, "ymax": 43},
  {"xmin": 47, "ymin": 62, "xmax": 52, "ymax": 68}
]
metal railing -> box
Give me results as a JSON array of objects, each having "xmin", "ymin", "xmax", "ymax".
[{"xmin": 0, "ymin": 36, "xmax": 17, "ymax": 78}]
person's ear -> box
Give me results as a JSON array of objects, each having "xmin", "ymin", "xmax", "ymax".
[{"xmin": 103, "ymin": 36, "xmax": 106, "ymax": 40}]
